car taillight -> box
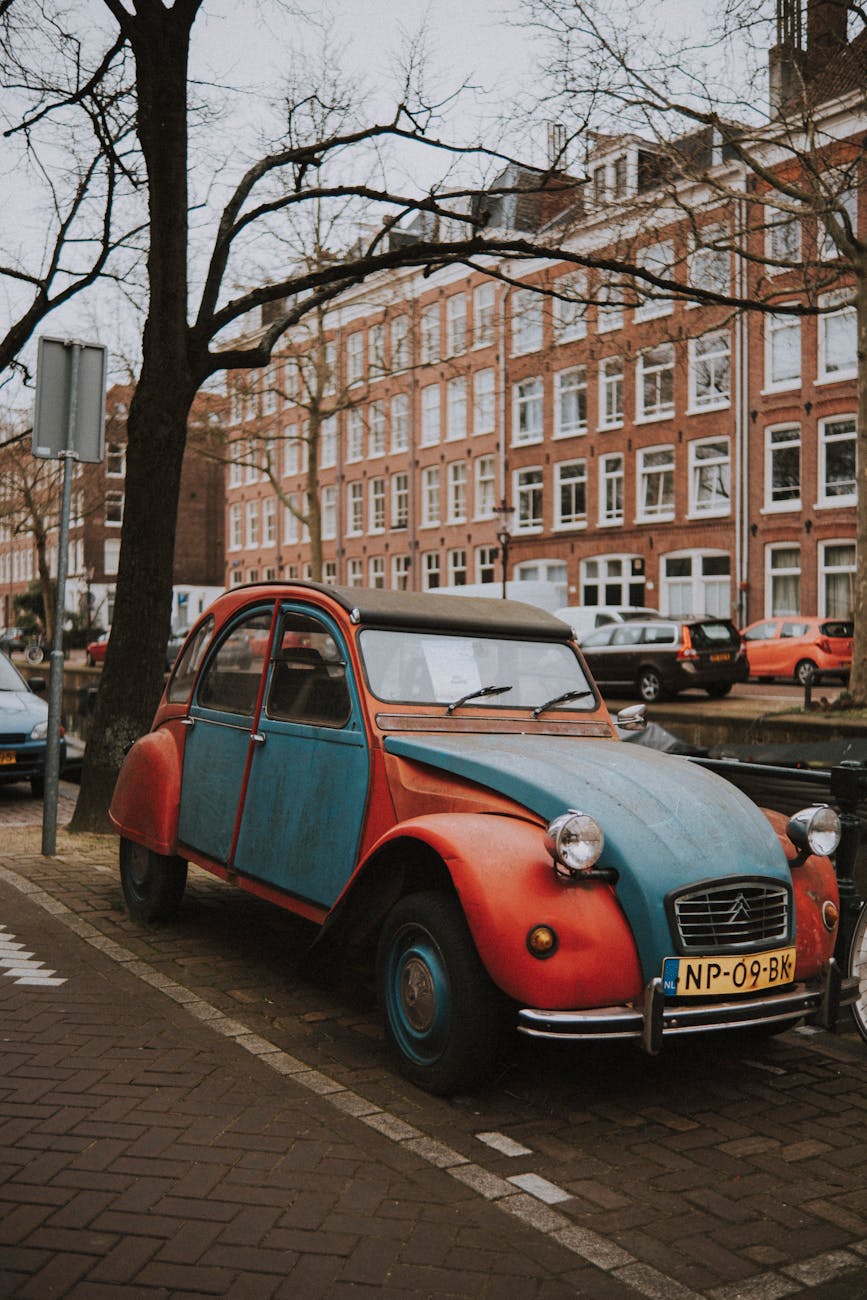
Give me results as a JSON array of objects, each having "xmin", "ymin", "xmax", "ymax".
[
  {"xmin": 677, "ymin": 628, "xmax": 697, "ymax": 660},
  {"xmin": 817, "ymin": 638, "xmax": 831, "ymax": 653}
]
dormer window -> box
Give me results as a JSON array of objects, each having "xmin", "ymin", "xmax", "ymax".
[
  {"xmin": 593, "ymin": 165, "xmax": 606, "ymax": 203},
  {"xmin": 612, "ymin": 156, "xmax": 628, "ymax": 197}
]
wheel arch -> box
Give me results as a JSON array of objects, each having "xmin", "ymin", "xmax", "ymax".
[{"xmin": 109, "ymin": 724, "xmax": 184, "ymax": 857}]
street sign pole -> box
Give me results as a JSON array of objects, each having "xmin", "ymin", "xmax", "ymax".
[
  {"xmin": 41, "ymin": 344, "xmax": 81, "ymax": 856},
  {"xmin": 33, "ymin": 335, "xmax": 106, "ymax": 856}
]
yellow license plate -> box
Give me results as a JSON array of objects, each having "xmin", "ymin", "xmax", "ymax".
[
  {"xmin": 710, "ymin": 652, "xmax": 732, "ymax": 663},
  {"xmin": 662, "ymin": 947, "xmax": 796, "ymax": 997},
  {"xmin": 0, "ymin": 751, "xmax": 15, "ymax": 766}
]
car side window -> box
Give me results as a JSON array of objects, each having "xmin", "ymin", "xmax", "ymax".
[
  {"xmin": 745, "ymin": 621, "xmax": 776, "ymax": 642},
  {"xmin": 167, "ymin": 616, "xmax": 215, "ymax": 703},
  {"xmin": 581, "ymin": 626, "xmax": 615, "ymax": 647},
  {"xmin": 266, "ymin": 612, "xmax": 351, "ymax": 729},
  {"xmin": 196, "ymin": 612, "xmax": 273, "ymax": 716},
  {"xmin": 612, "ymin": 625, "xmax": 643, "ymax": 645},
  {"xmin": 642, "ymin": 625, "xmax": 676, "ymax": 644},
  {"xmin": 781, "ymin": 622, "xmax": 807, "ymax": 637}
]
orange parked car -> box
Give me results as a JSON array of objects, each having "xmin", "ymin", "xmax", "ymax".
[{"xmin": 741, "ymin": 616, "xmax": 853, "ymax": 686}]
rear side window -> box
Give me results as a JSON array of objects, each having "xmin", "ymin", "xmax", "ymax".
[
  {"xmin": 689, "ymin": 621, "xmax": 739, "ymax": 649},
  {"xmin": 642, "ymin": 625, "xmax": 677, "ymax": 644},
  {"xmin": 167, "ymin": 616, "xmax": 214, "ymax": 703},
  {"xmin": 820, "ymin": 620, "xmax": 853, "ymax": 637},
  {"xmin": 780, "ymin": 621, "xmax": 807, "ymax": 637}
]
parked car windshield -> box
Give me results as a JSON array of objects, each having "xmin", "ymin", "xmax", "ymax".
[
  {"xmin": 359, "ymin": 629, "xmax": 595, "ymax": 710},
  {"xmin": 0, "ymin": 653, "xmax": 26, "ymax": 691}
]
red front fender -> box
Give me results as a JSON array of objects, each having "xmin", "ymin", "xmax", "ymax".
[
  {"xmin": 363, "ymin": 813, "xmax": 644, "ymax": 1009},
  {"xmin": 109, "ymin": 724, "xmax": 184, "ymax": 857}
]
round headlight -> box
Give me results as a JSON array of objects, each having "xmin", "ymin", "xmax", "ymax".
[
  {"xmin": 30, "ymin": 720, "xmax": 47, "ymax": 741},
  {"xmin": 787, "ymin": 804, "xmax": 842, "ymax": 858},
  {"xmin": 545, "ymin": 810, "xmax": 604, "ymax": 877}
]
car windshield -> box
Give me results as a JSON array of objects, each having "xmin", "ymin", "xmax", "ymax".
[
  {"xmin": 0, "ymin": 653, "xmax": 25, "ymax": 691},
  {"xmin": 359, "ymin": 629, "xmax": 595, "ymax": 710}
]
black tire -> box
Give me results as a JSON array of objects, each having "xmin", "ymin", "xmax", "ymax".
[
  {"xmin": 705, "ymin": 682, "xmax": 732, "ymax": 698},
  {"xmin": 794, "ymin": 659, "xmax": 817, "ymax": 687},
  {"xmin": 119, "ymin": 837, "xmax": 187, "ymax": 923},
  {"xmin": 849, "ymin": 903, "xmax": 867, "ymax": 1046},
  {"xmin": 30, "ymin": 775, "xmax": 44, "ymax": 798},
  {"xmin": 376, "ymin": 890, "xmax": 502, "ymax": 1095},
  {"xmin": 637, "ymin": 666, "xmax": 666, "ymax": 703}
]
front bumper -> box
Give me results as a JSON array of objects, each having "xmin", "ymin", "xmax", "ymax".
[{"xmin": 517, "ymin": 959, "xmax": 857, "ymax": 1053}]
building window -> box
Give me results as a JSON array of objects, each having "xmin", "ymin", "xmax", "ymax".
[
  {"xmin": 634, "ymin": 240, "xmax": 674, "ymax": 321},
  {"xmin": 818, "ymin": 291, "xmax": 857, "ymax": 381},
  {"xmin": 767, "ymin": 545, "xmax": 800, "ymax": 616},
  {"xmin": 446, "ymin": 377, "xmax": 467, "ymax": 441},
  {"xmin": 104, "ymin": 538, "xmax": 120, "ymax": 576},
  {"xmin": 347, "ymin": 481, "xmax": 363, "ymax": 535},
  {"xmin": 689, "ymin": 438, "xmax": 730, "ymax": 516},
  {"xmin": 228, "ymin": 454, "xmax": 243, "ymax": 488},
  {"xmin": 106, "ymin": 442, "xmax": 125, "ymax": 476},
  {"xmin": 599, "ymin": 357, "xmax": 624, "ymax": 428},
  {"xmin": 511, "ymin": 287, "xmax": 544, "ymax": 355},
  {"xmin": 369, "ymin": 556, "xmax": 385, "ymax": 589},
  {"xmin": 391, "ymin": 472, "xmax": 408, "ymax": 529},
  {"xmin": 582, "ymin": 554, "xmax": 646, "ymax": 606},
  {"xmin": 423, "ymin": 551, "xmax": 441, "ymax": 590},
  {"xmin": 446, "ymin": 293, "xmax": 467, "ymax": 355},
  {"xmin": 662, "ymin": 551, "xmax": 731, "ymax": 618},
  {"xmin": 391, "ymin": 315, "xmax": 409, "ymax": 370},
  {"xmin": 347, "ymin": 558, "xmax": 363, "ymax": 587},
  {"xmin": 555, "ymin": 460, "xmax": 587, "ymax": 529},
  {"xmin": 322, "ymin": 561, "xmax": 337, "ymax": 585},
  {"xmin": 262, "ymin": 496, "xmax": 277, "ymax": 545},
  {"xmin": 368, "ymin": 322, "xmax": 386, "ymax": 376},
  {"xmin": 820, "ymin": 184, "xmax": 857, "ymax": 260},
  {"xmin": 553, "ymin": 271, "xmax": 587, "ymax": 342},
  {"xmin": 347, "ymin": 331, "xmax": 364, "ymax": 385},
  {"xmin": 421, "ymin": 466, "xmax": 440, "ymax": 526},
  {"xmin": 766, "ymin": 312, "xmax": 801, "ymax": 388},
  {"xmin": 320, "ymin": 416, "xmax": 337, "ymax": 468},
  {"xmin": 321, "ymin": 487, "xmax": 336, "ymax": 540},
  {"xmin": 688, "ymin": 224, "xmax": 729, "ymax": 298},
  {"xmin": 473, "ymin": 282, "xmax": 495, "ymax": 347},
  {"xmin": 513, "ymin": 376, "xmax": 543, "ymax": 445},
  {"xmin": 369, "ymin": 477, "xmax": 386, "ymax": 533},
  {"xmin": 766, "ymin": 198, "xmax": 801, "ymax": 267},
  {"xmin": 284, "ymin": 497, "xmax": 300, "ymax": 544},
  {"xmin": 475, "ymin": 455, "xmax": 495, "ymax": 519},
  {"xmin": 447, "ymin": 461, "xmax": 467, "ymax": 523},
  {"xmin": 229, "ymin": 503, "xmax": 242, "ymax": 550},
  {"xmin": 599, "ymin": 453, "xmax": 624, "ymax": 525},
  {"xmin": 476, "ymin": 545, "xmax": 498, "ymax": 584},
  {"xmin": 689, "ymin": 331, "xmax": 731, "ymax": 409},
  {"xmin": 514, "ymin": 467, "xmax": 543, "ymax": 532},
  {"xmin": 105, "ymin": 490, "xmax": 124, "ymax": 525},
  {"xmin": 421, "ymin": 303, "xmax": 440, "ymax": 363},
  {"xmin": 765, "ymin": 425, "xmax": 801, "ymax": 510},
  {"xmin": 819, "ymin": 416, "xmax": 856, "ymax": 505},
  {"xmin": 391, "ymin": 393, "xmax": 410, "ymax": 452},
  {"xmin": 368, "ymin": 401, "xmax": 386, "ymax": 458},
  {"xmin": 346, "ymin": 408, "xmax": 364, "ymax": 462},
  {"xmin": 555, "ymin": 367, "xmax": 587, "ymax": 438},
  {"xmin": 597, "ymin": 274, "xmax": 624, "ymax": 333},
  {"xmin": 392, "ymin": 554, "xmax": 410, "ymax": 590},
  {"xmin": 447, "ymin": 549, "xmax": 468, "ymax": 586},
  {"xmin": 421, "ymin": 384, "xmax": 440, "ymax": 446},
  {"xmin": 473, "ymin": 368, "xmax": 495, "ymax": 434},
  {"xmin": 637, "ymin": 343, "xmax": 675, "ymax": 420},
  {"xmin": 637, "ymin": 445, "xmax": 675, "ymax": 521},
  {"xmin": 245, "ymin": 499, "xmax": 259, "ymax": 547},
  {"xmin": 820, "ymin": 542, "xmax": 855, "ymax": 617}
]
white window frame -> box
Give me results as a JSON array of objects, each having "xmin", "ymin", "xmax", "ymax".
[
  {"xmin": 421, "ymin": 303, "xmax": 440, "ymax": 363},
  {"xmin": 472, "ymin": 368, "xmax": 495, "ymax": 435},
  {"xmin": 554, "ymin": 366, "xmax": 587, "ymax": 438},
  {"xmin": 422, "ymin": 551, "xmax": 441, "ymax": 590},
  {"xmin": 473, "ymin": 282, "xmax": 495, "ymax": 348},
  {"xmin": 599, "ymin": 453, "xmax": 624, "ymax": 526},
  {"xmin": 512, "ymin": 376, "xmax": 544, "ymax": 446},
  {"xmin": 421, "ymin": 466, "xmax": 440, "ymax": 527},
  {"xmin": 766, "ymin": 544, "xmax": 801, "ymax": 617},
  {"xmin": 347, "ymin": 331, "xmax": 365, "ymax": 385},
  {"xmin": 818, "ymin": 416, "xmax": 857, "ymax": 507},
  {"xmin": 420, "ymin": 384, "xmax": 441, "ymax": 446},
  {"xmin": 817, "ymin": 290, "xmax": 857, "ymax": 382},
  {"xmin": 819, "ymin": 540, "xmax": 855, "ymax": 618},
  {"xmin": 447, "ymin": 548, "xmax": 468, "ymax": 586},
  {"xmin": 475, "ymin": 545, "xmax": 498, "ymax": 585},
  {"xmin": 390, "ymin": 393, "xmax": 410, "ymax": 452},
  {"xmin": 552, "ymin": 271, "xmax": 587, "ymax": 343},
  {"xmin": 513, "ymin": 466, "xmax": 543, "ymax": 533},
  {"xmin": 599, "ymin": 357, "xmax": 624, "ymax": 429},
  {"xmin": 636, "ymin": 444, "xmax": 675, "ymax": 522},
  {"xmin": 511, "ymin": 287, "xmax": 544, "ymax": 356},
  {"xmin": 391, "ymin": 315, "xmax": 409, "ymax": 371},
  {"xmin": 764, "ymin": 424, "xmax": 801, "ymax": 512},
  {"xmin": 634, "ymin": 240, "xmax": 674, "ymax": 321},
  {"xmin": 765, "ymin": 197, "xmax": 802, "ymax": 269},
  {"xmin": 474, "ymin": 455, "xmax": 496, "ymax": 520},
  {"xmin": 346, "ymin": 481, "xmax": 363, "ymax": 536},
  {"xmin": 229, "ymin": 503, "xmax": 242, "ymax": 550},
  {"xmin": 368, "ymin": 401, "xmax": 386, "ymax": 458},
  {"xmin": 688, "ymin": 437, "xmax": 731, "ymax": 518},
  {"xmin": 392, "ymin": 554, "xmax": 410, "ymax": 591},
  {"xmin": 554, "ymin": 459, "xmax": 588, "ymax": 530},
  {"xmin": 446, "ymin": 377, "xmax": 467, "ymax": 442},
  {"xmin": 346, "ymin": 409, "xmax": 364, "ymax": 462},
  {"xmin": 321, "ymin": 486, "xmax": 336, "ymax": 540},
  {"xmin": 661, "ymin": 549, "xmax": 731, "ymax": 618},
  {"xmin": 391, "ymin": 472, "xmax": 409, "ymax": 529},
  {"xmin": 765, "ymin": 311, "xmax": 801, "ymax": 391},
  {"xmin": 320, "ymin": 416, "xmax": 337, "ymax": 468},
  {"xmin": 369, "ymin": 555, "xmax": 386, "ymax": 589},
  {"xmin": 446, "ymin": 293, "xmax": 467, "ymax": 355},
  {"xmin": 687, "ymin": 224, "xmax": 729, "ymax": 300},
  {"xmin": 447, "ymin": 461, "xmax": 467, "ymax": 523},
  {"xmin": 245, "ymin": 499, "xmax": 259, "ymax": 548},
  {"xmin": 637, "ymin": 343, "xmax": 675, "ymax": 421},
  {"xmin": 369, "ymin": 477, "xmax": 386, "ymax": 533},
  {"xmin": 688, "ymin": 330, "xmax": 731, "ymax": 411}
]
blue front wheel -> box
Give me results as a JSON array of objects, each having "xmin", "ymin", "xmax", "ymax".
[{"xmin": 376, "ymin": 891, "xmax": 502, "ymax": 1094}]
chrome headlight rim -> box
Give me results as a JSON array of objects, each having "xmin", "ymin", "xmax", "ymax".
[
  {"xmin": 787, "ymin": 804, "xmax": 842, "ymax": 858},
  {"xmin": 545, "ymin": 809, "xmax": 605, "ymax": 878}
]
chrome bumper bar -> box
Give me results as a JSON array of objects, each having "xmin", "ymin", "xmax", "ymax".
[{"xmin": 517, "ymin": 960, "xmax": 858, "ymax": 1054}]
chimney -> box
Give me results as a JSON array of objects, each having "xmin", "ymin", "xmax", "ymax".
[
  {"xmin": 806, "ymin": 0, "xmax": 848, "ymax": 77},
  {"xmin": 769, "ymin": 0, "xmax": 806, "ymax": 112}
]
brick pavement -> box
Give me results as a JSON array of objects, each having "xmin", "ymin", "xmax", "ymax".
[{"xmin": 0, "ymin": 785, "xmax": 866, "ymax": 1297}]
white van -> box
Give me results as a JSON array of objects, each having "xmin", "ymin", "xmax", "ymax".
[{"xmin": 554, "ymin": 605, "xmax": 661, "ymax": 642}]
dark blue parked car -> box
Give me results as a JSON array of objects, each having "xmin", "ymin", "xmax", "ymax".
[{"xmin": 0, "ymin": 652, "xmax": 65, "ymax": 797}]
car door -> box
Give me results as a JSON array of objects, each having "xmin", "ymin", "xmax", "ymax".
[
  {"xmin": 743, "ymin": 620, "xmax": 779, "ymax": 676},
  {"xmin": 231, "ymin": 606, "xmax": 370, "ymax": 909},
  {"xmin": 176, "ymin": 606, "xmax": 275, "ymax": 864}
]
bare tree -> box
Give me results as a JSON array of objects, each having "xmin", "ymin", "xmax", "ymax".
[{"xmin": 0, "ymin": 425, "xmax": 63, "ymax": 641}]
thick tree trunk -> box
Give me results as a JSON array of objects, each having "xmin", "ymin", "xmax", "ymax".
[{"xmin": 71, "ymin": 1, "xmax": 199, "ymax": 830}]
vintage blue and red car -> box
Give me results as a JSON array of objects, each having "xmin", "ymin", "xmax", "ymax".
[{"xmin": 110, "ymin": 583, "xmax": 857, "ymax": 1092}]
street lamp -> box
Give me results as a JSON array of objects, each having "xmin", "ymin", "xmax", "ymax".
[{"xmin": 494, "ymin": 497, "xmax": 514, "ymax": 600}]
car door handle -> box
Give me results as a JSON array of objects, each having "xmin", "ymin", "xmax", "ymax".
[
  {"xmin": 180, "ymin": 717, "xmax": 195, "ymax": 728},
  {"xmin": 251, "ymin": 732, "xmax": 266, "ymax": 745}
]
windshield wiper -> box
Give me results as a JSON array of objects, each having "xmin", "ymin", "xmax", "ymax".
[
  {"xmin": 532, "ymin": 689, "xmax": 593, "ymax": 718},
  {"xmin": 446, "ymin": 684, "xmax": 512, "ymax": 715}
]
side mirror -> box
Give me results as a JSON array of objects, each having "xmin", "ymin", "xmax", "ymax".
[{"xmin": 616, "ymin": 703, "xmax": 646, "ymax": 732}]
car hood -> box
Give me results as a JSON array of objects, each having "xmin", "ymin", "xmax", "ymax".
[
  {"xmin": 0, "ymin": 688, "xmax": 46, "ymax": 729},
  {"xmin": 384, "ymin": 733, "xmax": 790, "ymax": 979}
]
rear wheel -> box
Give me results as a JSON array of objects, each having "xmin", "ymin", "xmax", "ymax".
[
  {"xmin": 794, "ymin": 659, "xmax": 817, "ymax": 687},
  {"xmin": 637, "ymin": 666, "xmax": 666, "ymax": 703},
  {"xmin": 119, "ymin": 837, "xmax": 187, "ymax": 923},
  {"xmin": 849, "ymin": 903, "xmax": 867, "ymax": 1046},
  {"xmin": 376, "ymin": 890, "xmax": 502, "ymax": 1094},
  {"xmin": 705, "ymin": 682, "xmax": 732, "ymax": 698}
]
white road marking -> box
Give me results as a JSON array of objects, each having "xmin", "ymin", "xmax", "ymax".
[
  {"xmin": 0, "ymin": 924, "xmax": 66, "ymax": 985},
  {"xmin": 476, "ymin": 1130, "xmax": 533, "ymax": 1157}
]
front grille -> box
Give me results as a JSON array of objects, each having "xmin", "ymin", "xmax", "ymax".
[
  {"xmin": 0, "ymin": 734, "xmax": 26, "ymax": 745},
  {"xmin": 673, "ymin": 881, "xmax": 789, "ymax": 952}
]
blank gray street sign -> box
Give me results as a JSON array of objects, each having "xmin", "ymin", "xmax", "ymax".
[{"xmin": 32, "ymin": 337, "xmax": 107, "ymax": 463}]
